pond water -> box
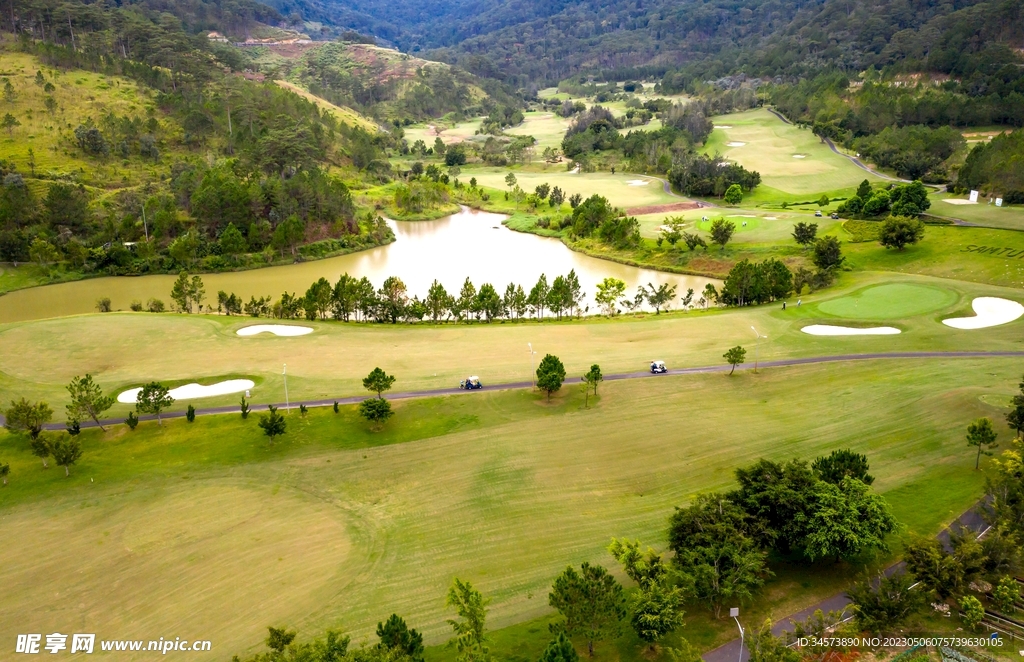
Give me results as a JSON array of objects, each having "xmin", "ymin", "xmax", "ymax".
[{"xmin": 0, "ymin": 208, "xmax": 716, "ymax": 323}]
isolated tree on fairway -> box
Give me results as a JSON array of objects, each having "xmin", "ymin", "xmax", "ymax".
[
  {"xmin": 812, "ymin": 449, "xmax": 874, "ymax": 485},
  {"xmin": 359, "ymin": 397, "xmax": 393, "ymax": 431},
  {"xmin": 0, "ymin": 461, "xmax": 8, "ymax": 486},
  {"xmin": 51, "ymin": 435, "xmax": 83, "ymax": 477},
  {"xmin": 584, "ymin": 364, "xmax": 603, "ymax": 397},
  {"xmin": 539, "ymin": 632, "xmax": 578, "ymax": 662},
  {"xmin": 136, "ymin": 382, "xmax": 173, "ymax": 425},
  {"xmin": 377, "ymin": 614, "xmax": 424, "ymax": 661},
  {"xmin": 812, "ymin": 236, "xmax": 845, "ymax": 271},
  {"xmin": 709, "ymin": 218, "xmax": 735, "ymax": 249},
  {"xmin": 66, "ymin": 374, "xmax": 114, "ymax": 431},
  {"xmin": 31, "ymin": 435, "xmax": 52, "ymax": 468},
  {"xmin": 363, "ymin": 367, "xmax": 396, "ymax": 399},
  {"xmin": 3, "ymin": 398, "xmax": 52, "ymax": 439},
  {"xmin": 536, "ymin": 354, "xmax": 566, "ymax": 401},
  {"xmin": 792, "ymin": 222, "xmax": 818, "ymax": 247},
  {"xmin": 966, "ymin": 417, "xmax": 998, "ymax": 469},
  {"xmin": 724, "ymin": 346, "xmax": 746, "ymax": 375},
  {"xmin": 879, "ymin": 216, "xmax": 925, "ymax": 251},
  {"xmin": 446, "ymin": 578, "xmax": 490, "ymax": 660},
  {"xmin": 549, "ymin": 562, "xmax": 625, "ymax": 657},
  {"xmin": 258, "ymin": 405, "xmax": 287, "ymax": 444},
  {"xmin": 644, "ymin": 282, "xmax": 677, "ymax": 314}
]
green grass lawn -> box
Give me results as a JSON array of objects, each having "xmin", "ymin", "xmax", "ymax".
[
  {"xmin": 703, "ymin": 108, "xmax": 885, "ymax": 197},
  {"xmin": 816, "ymin": 283, "xmax": 960, "ymax": 320},
  {"xmin": 404, "ymin": 118, "xmax": 486, "ymax": 146},
  {"xmin": 0, "ymin": 357, "xmax": 1009, "ymax": 661},
  {"xmin": 929, "ymin": 192, "xmax": 1024, "ymax": 230},
  {"xmin": 634, "ymin": 207, "xmax": 841, "ymax": 242},
  {"xmin": 505, "ymin": 111, "xmax": 571, "ymax": 150},
  {"xmin": 463, "ymin": 167, "xmax": 679, "ymax": 210}
]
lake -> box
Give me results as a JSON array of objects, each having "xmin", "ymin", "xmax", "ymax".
[{"xmin": 0, "ymin": 208, "xmax": 716, "ymax": 323}]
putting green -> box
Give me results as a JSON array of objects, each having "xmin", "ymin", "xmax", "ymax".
[{"xmin": 817, "ymin": 283, "xmax": 959, "ymax": 320}]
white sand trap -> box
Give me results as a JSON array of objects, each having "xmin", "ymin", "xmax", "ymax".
[
  {"xmin": 729, "ymin": 214, "xmax": 756, "ymax": 218},
  {"xmin": 802, "ymin": 325, "xmax": 901, "ymax": 336},
  {"xmin": 237, "ymin": 324, "xmax": 314, "ymax": 337},
  {"xmin": 117, "ymin": 379, "xmax": 255, "ymax": 404},
  {"xmin": 942, "ymin": 297, "xmax": 1024, "ymax": 329},
  {"xmin": 942, "ymin": 198, "xmax": 978, "ymax": 205},
  {"xmin": 625, "ymin": 179, "xmax": 650, "ymax": 186},
  {"xmin": 714, "ymin": 125, "xmax": 733, "ymax": 129},
  {"xmin": 726, "ymin": 142, "xmax": 746, "ymax": 147},
  {"xmin": 765, "ymin": 216, "xmax": 779, "ymax": 220},
  {"xmin": 793, "ymin": 154, "xmax": 807, "ymax": 159}
]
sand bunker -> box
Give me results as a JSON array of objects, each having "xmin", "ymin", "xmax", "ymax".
[
  {"xmin": 942, "ymin": 297, "xmax": 1024, "ymax": 329},
  {"xmin": 726, "ymin": 142, "xmax": 746, "ymax": 147},
  {"xmin": 765, "ymin": 216, "xmax": 779, "ymax": 220},
  {"xmin": 801, "ymin": 325, "xmax": 901, "ymax": 336},
  {"xmin": 625, "ymin": 179, "xmax": 650, "ymax": 186},
  {"xmin": 714, "ymin": 125, "xmax": 733, "ymax": 129},
  {"xmin": 793, "ymin": 154, "xmax": 807, "ymax": 159},
  {"xmin": 941, "ymin": 198, "xmax": 978, "ymax": 205},
  {"xmin": 117, "ymin": 379, "xmax": 255, "ymax": 404},
  {"xmin": 237, "ymin": 324, "xmax": 313, "ymax": 337}
]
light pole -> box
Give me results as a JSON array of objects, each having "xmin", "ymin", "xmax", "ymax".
[
  {"xmin": 528, "ymin": 343, "xmax": 537, "ymax": 386},
  {"xmin": 730, "ymin": 608, "xmax": 745, "ymax": 662},
  {"xmin": 750, "ymin": 326, "xmax": 766, "ymax": 373},
  {"xmin": 283, "ymin": 363, "xmax": 289, "ymax": 412}
]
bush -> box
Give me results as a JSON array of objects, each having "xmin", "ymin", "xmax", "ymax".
[
  {"xmin": 186, "ymin": 404, "xmax": 196, "ymax": 423},
  {"xmin": 959, "ymin": 595, "xmax": 984, "ymax": 630},
  {"xmin": 96, "ymin": 297, "xmax": 112, "ymax": 312},
  {"xmin": 879, "ymin": 216, "xmax": 925, "ymax": 251},
  {"xmin": 843, "ymin": 220, "xmax": 881, "ymax": 243},
  {"xmin": 130, "ymin": 300, "xmax": 143, "ymax": 311},
  {"xmin": 147, "ymin": 298, "xmax": 165, "ymax": 312},
  {"xmin": 125, "ymin": 411, "xmax": 138, "ymax": 430}
]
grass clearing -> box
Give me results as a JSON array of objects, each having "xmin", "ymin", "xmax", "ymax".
[
  {"xmin": 703, "ymin": 108, "xmax": 885, "ymax": 196},
  {"xmin": 404, "ymin": 118, "xmax": 485, "ymax": 146},
  {"xmin": 634, "ymin": 208, "xmax": 841, "ymax": 242},
  {"xmin": 816, "ymin": 283, "xmax": 959, "ymax": 319},
  {"xmin": 0, "ymin": 358, "xmax": 1010, "ymax": 660},
  {"xmin": 464, "ymin": 167, "xmax": 678, "ymax": 209},
  {"xmin": 929, "ymin": 192, "xmax": 1024, "ymax": 230},
  {"xmin": 505, "ymin": 111, "xmax": 570, "ymax": 150}
]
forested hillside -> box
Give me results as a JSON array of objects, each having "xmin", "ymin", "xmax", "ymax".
[{"xmin": 0, "ymin": 0, "xmax": 401, "ymax": 287}]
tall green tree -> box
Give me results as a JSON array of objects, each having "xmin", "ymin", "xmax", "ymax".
[
  {"xmin": 608, "ymin": 539, "xmax": 685, "ymax": 649},
  {"xmin": 709, "ymin": 218, "xmax": 735, "ymax": 249},
  {"xmin": 66, "ymin": 374, "xmax": 114, "ymax": 431},
  {"xmin": 583, "ymin": 364, "xmax": 603, "ymax": 397},
  {"xmin": 812, "ymin": 236, "xmax": 845, "ymax": 271},
  {"xmin": 812, "ymin": 449, "xmax": 874, "ymax": 485},
  {"xmin": 258, "ymin": 405, "xmax": 287, "ymax": 444},
  {"xmin": 549, "ymin": 563, "xmax": 625, "ymax": 657},
  {"xmin": 446, "ymin": 578, "xmax": 491, "ymax": 662},
  {"xmin": 643, "ymin": 282, "xmax": 678, "ymax": 314},
  {"xmin": 359, "ymin": 398, "xmax": 394, "ymax": 431},
  {"xmin": 966, "ymin": 417, "xmax": 998, "ymax": 469},
  {"xmin": 595, "ymin": 278, "xmax": 626, "ymax": 316},
  {"xmin": 792, "ymin": 222, "xmax": 818, "ymax": 247},
  {"xmin": 377, "ymin": 614, "xmax": 424, "ymax": 662},
  {"xmin": 802, "ymin": 478, "xmax": 898, "ymax": 562},
  {"xmin": 538, "ymin": 632, "xmax": 578, "ymax": 662},
  {"xmin": 3, "ymin": 398, "xmax": 52, "ymax": 439},
  {"xmin": 878, "ymin": 215, "xmax": 925, "ymax": 251},
  {"xmin": 363, "ymin": 367, "xmax": 396, "ymax": 399},
  {"xmin": 536, "ymin": 354, "xmax": 566, "ymax": 401},
  {"xmin": 136, "ymin": 382, "xmax": 174, "ymax": 425},
  {"xmin": 30, "ymin": 435, "xmax": 52, "ymax": 468},
  {"xmin": 51, "ymin": 435, "xmax": 83, "ymax": 477},
  {"xmin": 724, "ymin": 346, "xmax": 746, "ymax": 375}
]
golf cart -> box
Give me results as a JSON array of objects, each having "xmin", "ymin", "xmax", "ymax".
[
  {"xmin": 650, "ymin": 360, "xmax": 668, "ymax": 374},
  {"xmin": 460, "ymin": 376, "xmax": 483, "ymax": 390},
  {"xmin": 814, "ymin": 210, "xmax": 823, "ymax": 217},
  {"xmin": 830, "ymin": 212, "xmax": 839, "ymax": 219}
]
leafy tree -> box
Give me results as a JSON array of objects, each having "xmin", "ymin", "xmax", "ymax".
[
  {"xmin": 682, "ymin": 232, "xmax": 708, "ymax": 251},
  {"xmin": 817, "ymin": 194, "xmax": 830, "ymax": 208},
  {"xmin": 792, "ymin": 222, "xmax": 818, "ymax": 247},
  {"xmin": 847, "ymin": 571, "xmax": 923, "ymax": 633},
  {"xmin": 812, "ymin": 236, "xmax": 844, "ymax": 271},
  {"xmin": 719, "ymin": 259, "xmax": 793, "ymax": 307},
  {"xmin": 266, "ymin": 626, "xmax": 296, "ymax": 653},
  {"xmin": 536, "ymin": 354, "xmax": 566, "ymax": 400},
  {"xmin": 258, "ymin": 405, "xmax": 287, "ymax": 444},
  {"xmin": 51, "ymin": 435, "xmax": 83, "ymax": 477},
  {"xmin": 219, "ymin": 222, "xmax": 247, "ymax": 256},
  {"xmin": 608, "ymin": 539, "xmax": 684, "ymax": 649},
  {"xmin": 889, "ymin": 181, "xmax": 932, "ymax": 216},
  {"xmin": 66, "ymin": 374, "xmax": 114, "ymax": 431},
  {"xmin": 27, "ymin": 432, "xmax": 56, "ymax": 469},
  {"xmin": 960, "ymin": 595, "xmax": 984, "ymax": 630},
  {"xmin": 240, "ymin": 396, "xmax": 250, "ymax": 419},
  {"xmin": 723, "ymin": 184, "xmax": 743, "ymax": 204},
  {"xmin": 583, "ymin": 364, "xmax": 603, "ymax": 397},
  {"xmin": 1, "ymin": 112, "xmax": 20, "ymax": 136},
  {"xmin": 747, "ymin": 618, "xmax": 800, "ymax": 662},
  {"xmin": 724, "ymin": 346, "xmax": 746, "ymax": 375},
  {"xmin": 364, "ymin": 367, "xmax": 396, "ymax": 399},
  {"xmin": 446, "ymin": 578, "xmax": 491, "ymax": 662},
  {"xmin": 96, "ymin": 297, "xmax": 112, "ymax": 313},
  {"xmin": 549, "ymin": 563, "xmax": 625, "ymax": 657},
  {"xmin": 0, "ymin": 461, "xmax": 8, "ymax": 486},
  {"xmin": 504, "ymin": 172, "xmax": 517, "ymax": 193},
  {"xmin": 904, "ymin": 535, "xmax": 982, "ymax": 599},
  {"xmin": 668, "ymin": 492, "xmax": 768, "ymax": 618},
  {"xmin": 802, "ymin": 477, "xmax": 898, "ymax": 562},
  {"xmin": 993, "ymin": 576, "xmax": 1020, "ymax": 613},
  {"xmin": 359, "ymin": 397, "xmax": 394, "ymax": 430},
  {"xmin": 812, "ymin": 449, "xmax": 874, "ymax": 485},
  {"xmin": 136, "ymin": 382, "xmax": 174, "ymax": 425},
  {"xmin": 426, "ymin": 280, "xmax": 452, "ymax": 322},
  {"xmin": 856, "ymin": 180, "xmax": 872, "ymax": 199},
  {"xmin": 186, "ymin": 404, "xmax": 196, "ymax": 423},
  {"xmin": 538, "ymin": 632, "xmax": 578, "ymax": 662},
  {"xmin": 644, "ymin": 282, "xmax": 677, "ymax": 314},
  {"xmin": 3, "ymin": 398, "xmax": 52, "ymax": 439},
  {"xmin": 966, "ymin": 417, "xmax": 998, "ymax": 469},
  {"xmin": 709, "ymin": 218, "xmax": 735, "ymax": 249},
  {"xmin": 731, "ymin": 459, "xmax": 818, "ymax": 551},
  {"xmin": 879, "ymin": 216, "xmax": 925, "ymax": 251},
  {"xmin": 475, "ymin": 283, "xmax": 502, "ymax": 322},
  {"xmin": 125, "ymin": 411, "xmax": 139, "ymax": 430},
  {"xmin": 29, "ymin": 238, "xmax": 60, "ymax": 266},
  {"xmin": 378, "ymin": 276, "xmax": 409, "ymax": 323},
  {"xmin": 377, "ymin": 614, "xmax": 424, "ymax": 661}
]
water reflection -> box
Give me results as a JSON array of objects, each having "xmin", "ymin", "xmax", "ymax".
[{"xmin": 0, "ymin": 208, "xmax": 717, "ymax": 323}]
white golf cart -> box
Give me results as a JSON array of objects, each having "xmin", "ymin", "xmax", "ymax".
[
  {"xmin": 650, "ymin": 360, "xmax": 668, "ymax": 374},
  {"xmin": 460, "ymin": 376, "xmax": 483, "ymax": 390}
]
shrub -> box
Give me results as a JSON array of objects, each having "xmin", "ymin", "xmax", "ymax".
[
  {"xmin": 959, "ymin": 595, "xmax": 984, "ymax": 630},
  {"xmin": 125, "ymin": 411, "xmax": 139, "ymax": 430},
  {"xmin": 96, "ymin": 297, "xmax": 112, "ymax": 312},
  {"xmin": 147, "ymin": 298, "xmax": 166, "ymax": 312},
  {"xmin": 130, "ymin": 300, "xmax": 143, "ymax": 312},
  {"xmin": 186, "ymin": 404, "xmax": 196, "ymax": 423}
]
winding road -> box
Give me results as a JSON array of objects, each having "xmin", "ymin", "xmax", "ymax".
[{"xmin": 12, "ymin": 350, "xmax": 1024, "ymax": 430}]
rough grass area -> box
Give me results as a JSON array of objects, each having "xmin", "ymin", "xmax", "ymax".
[
  {"xmin": 464, "ymin": 167, "xmax": 679, "ymax": 209},
  {"xmin": 702, "ymin": 108, "xmax": 885, "ymax": 196},
  {"xmin": 504, "ymin": 111, "xmax": 571, "ymax": 150},
  {"xmin": 0, "ymin": 359, "xmax": 1008, "ymax": 661}
]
